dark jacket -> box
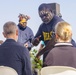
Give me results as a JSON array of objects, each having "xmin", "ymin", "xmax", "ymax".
[
  {"xmin": 35, "ymin": 15, "xmax": 63, "ymax": 45},
  {"xmin": 35, "ymin": 15, "xmax": 63, "ymax": 62},
  {"xmin": 0, "ymin": 39, "xmax": 32, "ymax": 75},
  {"xmin": 44, "ymin": 43, "xmax": 76, "ymax": 68},
  {"xmin": 34, "ymin": 15, "xmax": 76, "ymax": 62}
]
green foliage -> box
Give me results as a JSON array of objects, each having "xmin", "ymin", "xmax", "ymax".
[{"xmin": 30, "ymin": 49, "xmax": 43, "ymax": 70}]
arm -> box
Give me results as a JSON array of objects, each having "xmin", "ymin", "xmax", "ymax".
[
  {"xmin": 36, "ymin": 36, "xmax": 56, "ymax": 58},
  {"xmin": 27, "ymin": 29, "xmax": 34, "ymax": 50},
  {"xmin": 24, "ymin": 28, "xmax": 34, "ymax": 50},
  {"xmin": 32, "ymin": 25, "xmax": 42, "ymax": 46},
  {"xmin": 22, "ymin": 48, "xmax": 32, "ymax": 75},
  {"xmin": 37, "ymin": 41, "xmax": 45, "ymax": 59}
]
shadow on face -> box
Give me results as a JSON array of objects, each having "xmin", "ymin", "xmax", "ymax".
[{"xmin": 39, "ymin": 9, "xmax": 53, "ymax": 24}]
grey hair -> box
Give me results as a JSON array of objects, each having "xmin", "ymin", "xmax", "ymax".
[{"xmin": 3, "ymin": 21, "xmax": 18, "ymax": 35}]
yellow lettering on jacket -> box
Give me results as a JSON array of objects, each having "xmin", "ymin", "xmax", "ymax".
[{"xmin": 43, "ymin": 31, "xmax": 53, "ymax": 41}]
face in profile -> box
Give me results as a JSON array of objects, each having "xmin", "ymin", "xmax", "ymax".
[{"xmin": 39, "ymin": 9, "xmax": 53, "ymax": 24}]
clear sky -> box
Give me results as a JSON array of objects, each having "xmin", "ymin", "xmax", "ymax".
[{"xmin": 0, "ymin": 0, "xmax": 76, "ymax": 41}]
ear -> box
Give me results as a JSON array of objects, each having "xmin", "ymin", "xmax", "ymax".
[
  {"xmin": 2, "ymin": 32, "xmax": 6, "ymax": 38},
  {"xmin": 71, "ymin": 33, "xmax": 72, "ymax": 36},
  {"xmin": 16, "ymin": 29, "xmax": 18, "ymax": 36},
  {"xmin": 55, "ymin": 34, "xmax": 59, "ymax": 39}
]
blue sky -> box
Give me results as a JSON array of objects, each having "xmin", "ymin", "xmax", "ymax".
[{"xmin": 0, "ymin": 0, "xmax": 76, "ymax": 41}]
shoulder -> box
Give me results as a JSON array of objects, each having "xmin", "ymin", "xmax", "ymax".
[
  {"xmin": 15, "ymin": 43, "xmax": 29, "ymax": 54},
  {"xmin": 26, "ymin": 26, "xmax": 33, "ymax": 32},
  {"xmin": 9, "ymin": 41, "xmax": 27, "ymax": 52},
  {"xmin": 15, "ymin": 42, "xmax": 25, "ymax": 49},
  {"xmin": 49, "ymin": 47, "xmax": 59, "ymax": 54},
  {"xmin": 39, "ymin": 23, "xmax": 46, "ymax": 29},
  {"xmin": 0, "ymin": 40, "xmax": 29, "ymax": 56},
  {"xmin": 53, "ymin": 16, "xmax": 64, "ymax": 22}
]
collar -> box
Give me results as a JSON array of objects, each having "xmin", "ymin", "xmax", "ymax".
[
  {"xmin": 5, "ymin": 39, "xmax": 16, "ymax": 43},
  {"xmin": 18, "ymin": 24, "xmax": 27, "ymax": 31},
  {"xmin": 55, "ymin": 42, "xmax": 73, "ymax": 46}
]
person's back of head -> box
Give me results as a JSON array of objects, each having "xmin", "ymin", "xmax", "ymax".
[
  {"xmin": 3, "ymin": 21, "xmax": 18, "ymax": 41},
  {"xmin": 55, "ymin": 21, "xmax": 72, "ymax": 42}
]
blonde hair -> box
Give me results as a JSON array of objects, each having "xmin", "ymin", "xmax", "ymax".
[{"xmin": 55, "ymin": 21, "xmax": 72, "ymax": 42}]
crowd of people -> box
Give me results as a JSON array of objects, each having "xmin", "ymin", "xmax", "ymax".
[{"xmin": 0, "ymin": 3, "xmax": 76, "ymax": 75}]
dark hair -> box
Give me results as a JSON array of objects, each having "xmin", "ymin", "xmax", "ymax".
[{"xmin": 38, "ymin": 3, "xmax": 53, "ymax": 12}]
